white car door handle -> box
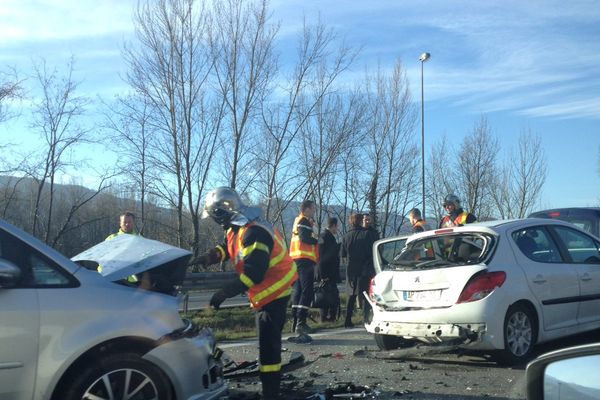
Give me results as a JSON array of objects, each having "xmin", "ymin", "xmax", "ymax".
[
  {"xmin": 581, "ymin": 273, "xmax": 592, "ymax": 281},
  {"xmin": 532, "ymin": 275, "xmax": 546, "ymax": 284}
]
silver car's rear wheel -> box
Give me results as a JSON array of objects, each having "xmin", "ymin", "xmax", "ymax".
[
  {"xmin": 496, "ymin": 303, "xmax": 537, "ymax": 365},
  {"xmin": 63, "ymin": 353, "xmax": 173, "ymax": 400}
]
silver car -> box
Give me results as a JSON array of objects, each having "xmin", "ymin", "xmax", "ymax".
[{"xmin": 0, "ymin": 219, "xmax": 227, "ymax": 400}]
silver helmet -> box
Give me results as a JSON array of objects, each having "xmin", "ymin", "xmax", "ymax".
[
  {"xmin": 202, "ymin": 187, "xmax": 245, "ymax": 227},
  {"xmin": 443, "ymin": 194, "xmax": 461, "ymax": 208}
]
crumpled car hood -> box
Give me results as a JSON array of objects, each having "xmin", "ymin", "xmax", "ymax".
[{"xmin": 72, "ymin": 235, "xmax": 192, "ymax": 294}]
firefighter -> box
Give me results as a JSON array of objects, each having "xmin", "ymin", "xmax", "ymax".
[
  {"xmin": 289, "ymin": 200, "xmax": 319, "ymax": 335},
  {"xmin": 439, "ymin": 194, "xmax": 477, "ymax": 228},
  {"xmin": 408, "ymin": 208, "xmax": 429, "ymax": 233},
  {"xmin": 200, "ymin": 187, "xmax": 297, "ymax": 400}
]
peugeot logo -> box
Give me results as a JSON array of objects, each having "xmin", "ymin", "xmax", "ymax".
[{"xmin": 414, "ymin": 276, "xmax": 420, "ymax": 283}]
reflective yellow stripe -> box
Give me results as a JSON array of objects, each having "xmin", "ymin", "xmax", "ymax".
[
  {"xmin": 240, "ymin": 274, "xmax": 255, "ymax": 288},
  {"xmin": 253, "ymin": 263, "xmax": 297, "ymax": 304},
  {"xmin": 241, "ymin": 241, "xmax": 270, "ymax": 257},
  {"xmin": 458, "ymin": 212, "xmax": 468, "ymax": 225},
  {"xmin": 259, "ymin": 363, "xmax": 281, "ymax": 373},
  {"xmin": 216, "ymin": 245, "xmax": 226, "ymax": 261},
  {"xmin": 269, "ymin": 236, "xmax": 287, "ymax": 268}
]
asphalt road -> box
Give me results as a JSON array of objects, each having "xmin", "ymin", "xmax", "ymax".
[{"xmin": 219, "ymin": 326, "xmax": 600, "ymax": 400}]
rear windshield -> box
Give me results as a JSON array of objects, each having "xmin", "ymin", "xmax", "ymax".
[{"xmin": 376, "ymin": 233, "xmax": 494, "ymax": 271}]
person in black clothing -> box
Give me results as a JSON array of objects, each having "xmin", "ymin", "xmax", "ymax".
[
  {"xmin": 341, "ymin": 213, "xmax": 376, "ymax": 328},
  {"xmin": 316, "ymin": 217, "xmax": 341, "ymax": 322},
  {"xmin": 360, "ymin": 213, "xmax": 379, "ymax": 321}
]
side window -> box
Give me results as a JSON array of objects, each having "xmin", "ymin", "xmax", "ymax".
[
  {"xmin": 512, "ymin": 227, "xmax": 562, "ymax": 263},
  {"xmin": 553, "ymin": 226, "xmax": 600, "ymax": 264},
  {"xmin": 0, "ymin": 229, "xmax": 74, "ymax": 288}
]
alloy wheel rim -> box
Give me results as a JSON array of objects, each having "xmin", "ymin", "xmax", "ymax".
[
  {"xmin": 82, "ymin": 368, "xmax": 159, "ymax": 400},
  {"xmin": 506, "ymin": 310, "xmax": 532, "ymax": 357}
]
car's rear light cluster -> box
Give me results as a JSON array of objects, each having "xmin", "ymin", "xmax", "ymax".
[
  {"xmin": 369, "ymin": 277, "xmax": 375, "ymax": 300},
  {"xmin": 456, "ymin": 271, "xmax": 506, "ymax": 304}
]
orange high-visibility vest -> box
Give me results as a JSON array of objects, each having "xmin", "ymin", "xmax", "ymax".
[
  {"xmin": 441, "ymin": 212, "xmax": 469, "ymax": 228},
  {"xmin": 289, "ymin": 215, "xmax": 319, "ymax": 262},
  {"xmin": 227, "ymin": 223, "xmax": 297, "ymax": 309}
]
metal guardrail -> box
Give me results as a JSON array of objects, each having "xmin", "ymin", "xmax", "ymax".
[{"xmin": 182, "ymin": 271, "xmax": 238, "ymax": 291}]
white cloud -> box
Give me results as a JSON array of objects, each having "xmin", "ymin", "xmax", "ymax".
[{"xmin": 0, "ymin": 0, "xmax": 134, "ymax": 44}]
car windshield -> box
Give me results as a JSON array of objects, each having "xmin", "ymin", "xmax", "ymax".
[{"xmin": 377, "ymin": 233, "xmax": 493, "ymax": 271}]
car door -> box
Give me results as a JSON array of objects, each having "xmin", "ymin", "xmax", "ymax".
[
  {"xmin": 550, "ymin": 225, "xmax": 600, "ymax": 325},
  {"xmin": 0, "ymin": 230, "xmax": 40, "ymax": 400},
  {"xmin": 511, "ymin": 226, "xmax": 580, "ymax": 331}
]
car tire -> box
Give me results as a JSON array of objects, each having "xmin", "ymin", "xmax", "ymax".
[
  {"xmin": 496, "ymin": 303, "xmax": 537, "ymax": 365},
  {"xmin": 62, "ymin": 353, "xmax": 173, "ymax": 400}
]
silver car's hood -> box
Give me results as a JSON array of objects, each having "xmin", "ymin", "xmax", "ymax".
[{"xmin": 72, "ymin": 235, "xmax": 191, "ymax": 286}]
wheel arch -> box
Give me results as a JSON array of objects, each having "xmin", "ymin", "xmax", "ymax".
[
  {"xmin": 50, "ymin": 336, "xmax": 171, "ymax": 400},
  {"xmin": 506, "ymin": 299, "xmax": 540, "ymax": 345}
]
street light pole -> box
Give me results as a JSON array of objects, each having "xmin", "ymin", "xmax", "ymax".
[{"xmin": 419, "ymin": 52, "xmax": 430, "ymax": 220}]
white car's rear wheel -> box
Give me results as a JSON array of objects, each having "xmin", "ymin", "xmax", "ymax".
[
  {"xmin": 374, "ymin": 334, "xmax": 416, "ymax": 351},
  {"xmin": 497, "ymin": 304, "xmax": 537, "ymax": 365}
]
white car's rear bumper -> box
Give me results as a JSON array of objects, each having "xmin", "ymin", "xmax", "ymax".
[{"xmin": 364, "ymin": 294, "xmax": 505, "ymax": 350}]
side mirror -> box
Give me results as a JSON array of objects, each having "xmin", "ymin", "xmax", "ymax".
[
  {"xmin": 0, "ymin": 258, "xmax": 21, "ymax": 288},
  {"xmin": 526, "ymin": 343, "xmax": 600, "ymax": 399}
]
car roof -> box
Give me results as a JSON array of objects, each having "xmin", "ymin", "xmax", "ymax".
[{"xmin": 394, "ymin": 218, "xmax": 584, "ymax": 242}]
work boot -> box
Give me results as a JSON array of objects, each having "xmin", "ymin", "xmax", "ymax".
[
  {"xmin": 261, "ymin": 371, "xmax": 281, "ymax": 400},
  {"xmin": 295, "ymin": 321, "xmax": 313, "ymax": 335}
]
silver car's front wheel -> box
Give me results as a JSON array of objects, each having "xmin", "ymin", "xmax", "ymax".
[{"xmin": 63, "ymin": 353, "xmax": 173, "ymax": 400}]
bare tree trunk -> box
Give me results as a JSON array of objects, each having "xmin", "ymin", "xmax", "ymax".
[{"xmin": 28, "ymin": 57, "xmax": 89, "ymax": 243}]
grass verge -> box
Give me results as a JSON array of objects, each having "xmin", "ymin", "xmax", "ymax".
[{"xmin": 183, "ymin": 296, "xmax": 364, "ymax": 341}]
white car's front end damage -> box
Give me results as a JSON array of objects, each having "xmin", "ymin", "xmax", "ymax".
[{"xmin": 71, "ymin": 235, "xmax": 228, "ymax": 400}]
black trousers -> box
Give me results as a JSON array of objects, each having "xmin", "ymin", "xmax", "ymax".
[
  {"xmin": 291, "ymin": 259, "xmax": 315, "ymax": 320},
  {"xmin": 256, "ymin": 296, "xmax": 289, "ymax": 399}
]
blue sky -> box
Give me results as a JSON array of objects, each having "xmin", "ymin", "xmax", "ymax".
[{"xmin": 1, "ymin": 0, "xmax": 599, "ymax": 209}]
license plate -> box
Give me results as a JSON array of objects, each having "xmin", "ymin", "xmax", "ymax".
[{"xmin": 403, "ymin": 290, "xmax": 442, "ymax": 302}]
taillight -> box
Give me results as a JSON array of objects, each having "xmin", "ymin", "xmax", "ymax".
[
  {"xmin": 456, "ymin": 271, "xmax": 506, "ymax": 304},
  {"xmin": 548, "ymin": 212, "xmax": 561, "ymax": 217},
  {"xmin": 369, "ymin": 277, "xmax": 375, "ymax": 300}
]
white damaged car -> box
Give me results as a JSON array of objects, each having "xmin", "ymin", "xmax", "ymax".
[
  {"xmin": 0, "ymin": 220, "xmax": 227, "ymax": 400},
  {"xmin": 365, "ymin": 219, "xmax": 600, "ymax": 364}
]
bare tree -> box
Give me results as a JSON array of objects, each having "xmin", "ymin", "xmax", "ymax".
[
  {"xmin": 492, "ymin": 130, "xmax": 547, "ymax": 218},
  {"xmin": 102, "ymin": 94, "xmax": 154, "ymax": 232},
  {"xmin": 124, "ymin": 0, "xmax": 221, "ymax": 256},
  {"xmin": 361, "ymin": 61, "xmax": 419, "ymax": 237},
  {"xmin": 457, "ymin": 116, "xmax": 498, "ymax": 220},
  {"xmin": 426, "ymin": 135, "xmax": 458, "ymax": 225},
  {"xmin": 252, "ymin": 18, "xmax": 357, "ymax": 235},
  {"xmin": 28, "ymin": 57, "xmax": 89, "ymax": 242},
  {"xmin": 0, "ymin": 67, "xmax": 24, "ymax": 123},
  {"xmin": 209, "ymin": 0, "xmax": 278, "ymax": 190}
]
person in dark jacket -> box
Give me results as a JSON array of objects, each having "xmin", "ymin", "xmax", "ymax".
[
  {"xmin": 341, "ymin": 213, "xmax": 376, "ymax": 328},
  {"xmin": 316, "ymin": 217, "xmax": 341, "ymax": 322}
]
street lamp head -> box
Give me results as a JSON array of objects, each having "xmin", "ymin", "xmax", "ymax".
[{"xmin": 419, "ymin": 52, "xmax": 431, "ymax": 62}]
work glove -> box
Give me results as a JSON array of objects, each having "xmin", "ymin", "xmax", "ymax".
[{"xmin": 209, "ymin": 289, "xmax": 229, "ymax": 310}]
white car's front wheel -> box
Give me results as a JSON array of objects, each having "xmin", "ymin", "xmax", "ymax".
[{"xmin": 63, "ymin": 353, "xmax": 173, "ymax": 400}]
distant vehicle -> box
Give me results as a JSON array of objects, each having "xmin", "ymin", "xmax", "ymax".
[
  {"xmin": 529, "ymin": 207, "xmax": 600, "ymax": 238},
  {"xmin": 0, "ymin": 224, "xmax": 227, "ymax": 400},
  {"xmin": 365, "ymin": 219, "xmax": 600, "ymax": 365}
]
